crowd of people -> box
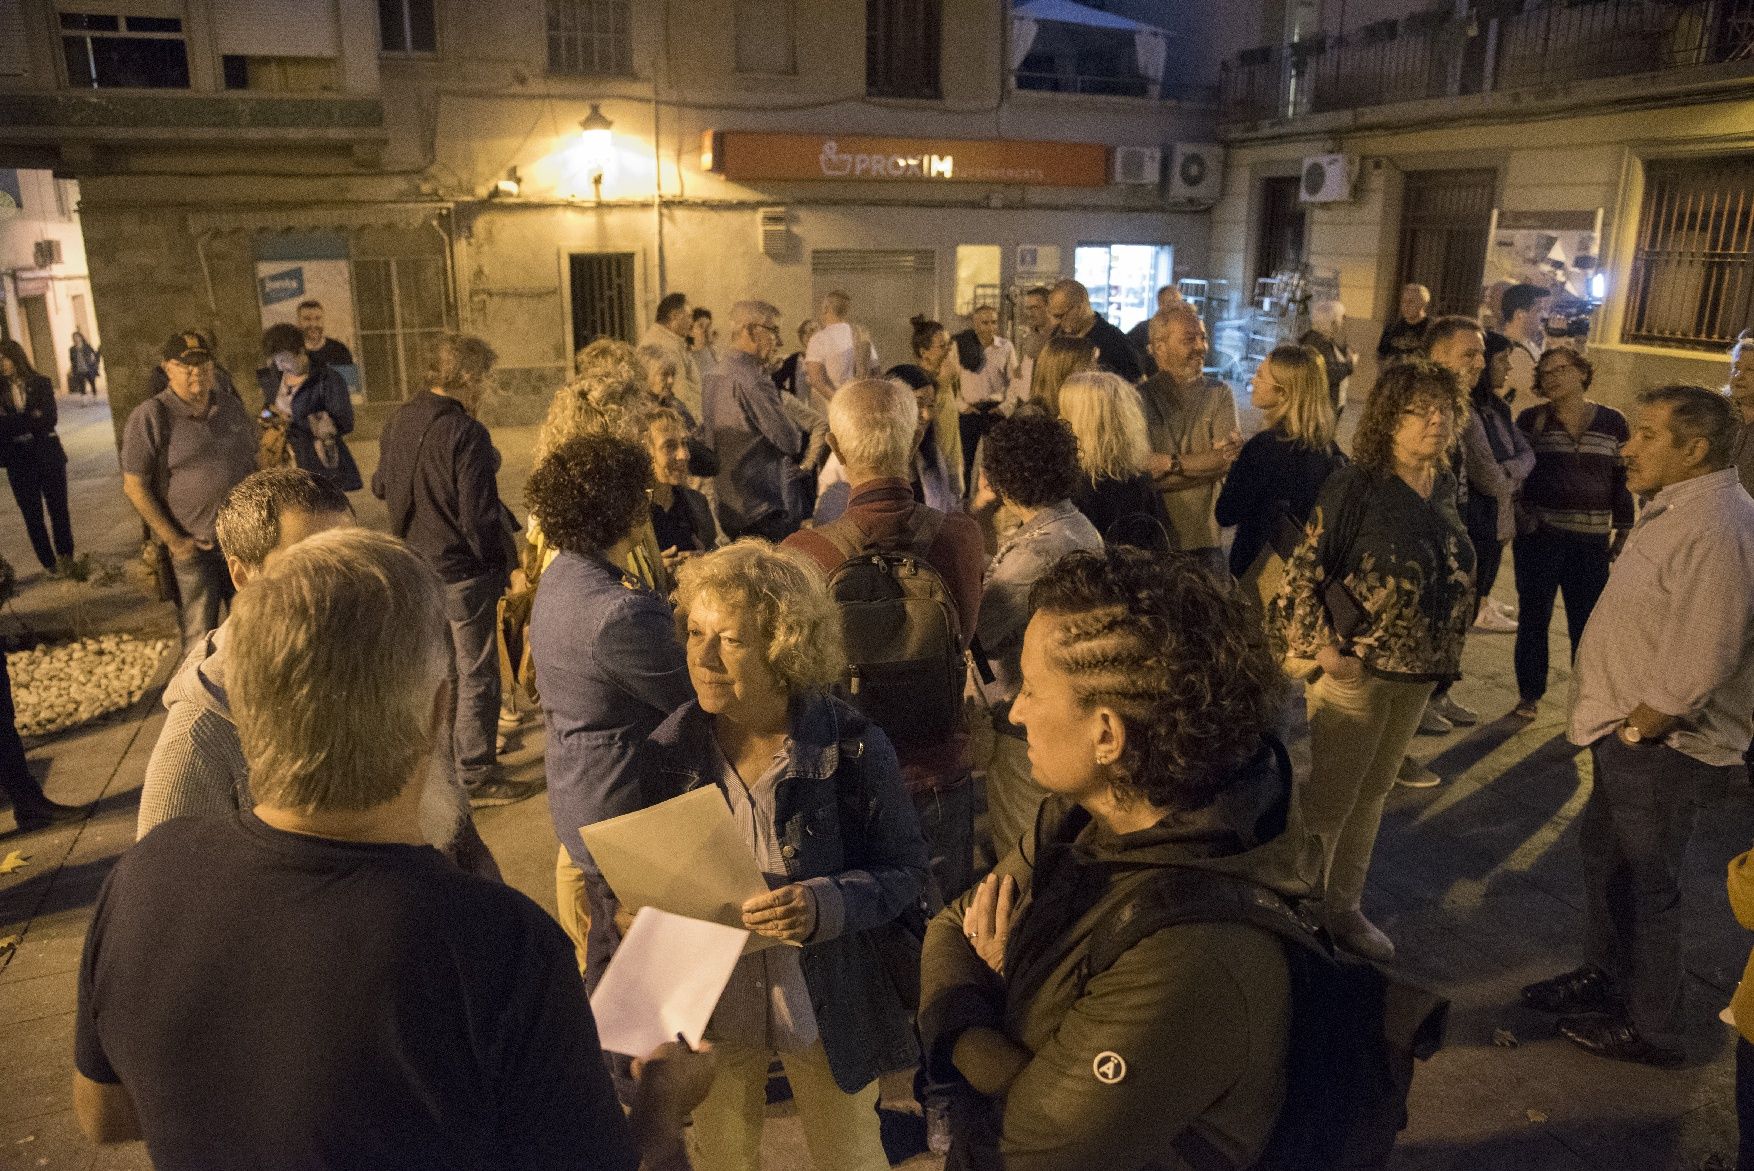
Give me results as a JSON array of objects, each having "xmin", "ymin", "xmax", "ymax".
[{"xmin": 11, "ymin": 271, "xmax": 1754, "ymax": 1169}]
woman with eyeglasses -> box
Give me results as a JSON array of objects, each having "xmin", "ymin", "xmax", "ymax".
[
  {"xmin": 1274, "ymin": 359, "xmax": 1475, "ymax": 961},
  {"xmin": 1509, "ymin": 348, "xmax": 1633, "ymax": 721}
]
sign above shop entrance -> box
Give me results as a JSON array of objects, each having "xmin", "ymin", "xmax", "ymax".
[{"xmin": 704, "ymin": 131, "xmax": 1110, "ymax": 188}]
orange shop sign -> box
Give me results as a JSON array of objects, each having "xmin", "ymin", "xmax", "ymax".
[{"xmin": 705, "ymin": 131, "xmax": 1110, "ymax": 188}]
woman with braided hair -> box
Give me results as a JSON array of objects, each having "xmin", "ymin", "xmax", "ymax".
[{"xmin": 920, "ymin": 546, "xmax": 1321, "ymax": 1170}]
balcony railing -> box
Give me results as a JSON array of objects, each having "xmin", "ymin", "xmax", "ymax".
[{"xmin": 1220, "ymin": 0, "xmax": 1754, "ymax": 124}]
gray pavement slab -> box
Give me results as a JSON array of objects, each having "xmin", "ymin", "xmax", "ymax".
[{"xmin": 0, "ymin": 400, "xmax": 1748, "ymax": 1171}]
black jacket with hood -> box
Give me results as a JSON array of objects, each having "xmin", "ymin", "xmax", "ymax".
[{"xmin": 372, "ymin": 390, "xmax": 510, "ymax": 584}]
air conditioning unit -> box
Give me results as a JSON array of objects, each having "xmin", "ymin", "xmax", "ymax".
[
  {"xmin": 1300, "ymin": 154, "xmax": 1358, "ymax": 203},
  {"xmin": 33, "ymin": 239, "xmax": 62, "ymax": 268},
  {"xmin": 756, "ymin": 207, "xmax": 789, "ymax": 257},
  {"xmin": 1166, "ymin": 143, "xmax": 1224, "ymax": 203},
  {"xmin": 1016, "ymin": 245, "xmax": 1062, "ymax": 276},
  {"xmin": 1112, "ymin": 145, "xmax": 1163, "ymax": 187}
]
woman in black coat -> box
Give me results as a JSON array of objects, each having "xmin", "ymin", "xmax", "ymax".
[
  {"xmin": 256, "ymin": 324, "xmax": 362, "ymax": 491},
  {"xmin": 0, "ymin": 340, "xmax": 74, "ymax": 573}
]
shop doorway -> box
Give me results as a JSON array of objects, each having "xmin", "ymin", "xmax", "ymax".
[
  {"xmin": 810, "ymin": 249, "xmax": 937, "ymax": 371},
  {"xmin": 20, "ymin": 295, "xmax": 55, "ymax": 384},
  {"xmin": 1252, "ymin": 175, "xmax": 1308, "ymax": 288},
  {"xmin": 1073, "ymin": 244, "xmax": 1173, "ymax": 333},
  {"xmin": 1396, "ymin": 169, "xmax": 1497, "ymax": 317}
]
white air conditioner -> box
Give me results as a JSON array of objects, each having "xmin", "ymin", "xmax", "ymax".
[
  {"xmin": 1112, "ymin": 146, "xmax": 1163, "ymax": 187},
  {"xmin": 33, "ymin": 239, "xmax": 63, "ymax": 268},
  {"xmin": 1300, "ymin": 154, "xmax": 1358, "ymax": 203},
  {"xmin": 1016, "ymin": 245, "xmax": 1062, "ymax": 276},
  {"xmin": 757, "ymin": 207, "xmax": 789, "ymax": 257},
  {"xmin": 1167, "ymin": 143, "xmax": 1224, "ymax": 203}
]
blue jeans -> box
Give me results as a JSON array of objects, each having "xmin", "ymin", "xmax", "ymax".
[
  {"xmin": 171, "ymin": 545, "xmax": 234, "ymax": 653},
  {"xmin": 1582, "ymin": 736, "xmax": 1735, "ymax": 1040},
  {"xmin": 441, "ymin": 572, "xmax": 504, "ymax": 788}
]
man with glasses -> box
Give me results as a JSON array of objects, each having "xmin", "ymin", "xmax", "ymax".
[
  {"xmin": 121, "ymin": 332, "xmax": 258, "ymax": 652},
  {"xmin": 702, "ymin": 301, "xmax": 825, "ymax": 541}
]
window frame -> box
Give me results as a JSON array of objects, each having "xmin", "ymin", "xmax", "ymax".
[
  {"xmin": 866, "ymin": 0, "xmax": 941, "ymax": 100},
  {"xmin": 1621, "ymin": 155, "xmax": 1754, "ymax": 354},
  {"xmin": 58, "ymin": 10, "xmax": 191, "ymax": 90},
  {"xmin": 378, "ymin": 0, "xmax": 438, "ymax": 57},
  {"xmin": 546, "ymin": 0, "xmax": 634, "ymax": 78}
]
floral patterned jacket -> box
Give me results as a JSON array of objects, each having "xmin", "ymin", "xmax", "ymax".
[{"xmin": 1273, "ymin": 465, "xmax": 1476, "ymax": 683}]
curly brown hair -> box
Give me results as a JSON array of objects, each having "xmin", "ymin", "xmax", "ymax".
[
  {"xmin": 984, "ymin": 411, "xmax": 1081, "ymax": 508},
  {"xmin": 525, "ymin": 433, "xmax": 652, "ymax": 555},
  {"xmin": 1030, "ymin": 546, "xmax": 1286, "ymax": 812},
  {"xmin": 1349, "ymin": 358, "xmax": 1469, "ymax": 472}
]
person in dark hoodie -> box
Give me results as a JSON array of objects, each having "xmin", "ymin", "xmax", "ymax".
[
  {"xmin": 137, "ymin": 468, "xmax": 499, "ymax": 878},
  {"xmin": 920, "ymin": 546, "xmax": 1321, "ymax": 1170},
  {"xmin": 255, "ymin": 323, "xmax": 361, "ymax": 491},
  {"xmin": 372, "ymin": 334, "xmax": 541, "ymax": 808}
]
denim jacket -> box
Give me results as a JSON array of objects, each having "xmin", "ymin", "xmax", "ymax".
[
  {"xmin": 643, "ymin": 693, "xmax": 929, "ymax": 1092},
  {"xmin": 977, "ymin": 500, "xmax": 1103, "ymax": 716}
]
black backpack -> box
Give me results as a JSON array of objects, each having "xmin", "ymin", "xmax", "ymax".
[
  {"xmin": 1078, "ymin": 867, "xmax": 1449, "ymax": 1171},
  {"xmin": 816, "ymin": 508, "xmax": 966, "ymax": 758}
]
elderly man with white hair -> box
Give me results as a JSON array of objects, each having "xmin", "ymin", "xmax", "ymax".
[
  {"xmin": 702, "ymin": 299, "xmax": 826, "ymax": 541},
  {"xmin": 75, "ymin": 527, "xmax": 715, "ymax": 1169},
  {"xmin": 1300, "ymin": 298, "xmax": 1356, "ymax": 417}
]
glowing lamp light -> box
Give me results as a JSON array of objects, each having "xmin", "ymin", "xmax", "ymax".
[
  {"xmin": 1589, "ymin": 272, "xmax": 1607, "ymax": 300},
  {"xmin": 579, "ymin": 104, "xmax": 615, "ymax": 189}
]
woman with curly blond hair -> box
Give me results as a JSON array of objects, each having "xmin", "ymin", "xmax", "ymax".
[
  {"xmin": 1273, "ymin": 358, "xmax": 1474, "ymax": 961},
  {"xmin": 1057, "ymin": 369, "xmax": 1171, "ymax": 550},
  {"xmin": 644, "ymin": 540, "xmax": 927, "ymax": 1171}
]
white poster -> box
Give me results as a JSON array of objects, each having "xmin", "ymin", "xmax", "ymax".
[
  {"xmin": 255, "ymin": 258, "xmax": 359, "ymax": 375},
  {"xmin": 1484, "ymin": 209, "xmax": 1604, "ymax": 303}
]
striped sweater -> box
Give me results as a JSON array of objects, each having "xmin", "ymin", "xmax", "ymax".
[{"xmin": 1515, "ymin": 402, "xmax": 1635, "ymax": 536}]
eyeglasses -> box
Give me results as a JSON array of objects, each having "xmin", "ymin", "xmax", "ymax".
[{"xmin": 1400, "ymin": 403, "xmax": 1450, "ymax": 423}]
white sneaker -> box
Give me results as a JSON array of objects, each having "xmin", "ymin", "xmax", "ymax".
[
  {"xmin": 1473, "ymin": 605, "xmax": 1518, "ymax": 633},
  {"xmin": 1395, "ymin": 756, "xmax": 1442, "ymax": 788},
  {"xmin": 1417, "ymin": 706, "xmax": 1453, "ymax": 735},
  {"xmin": 1490, "ymin": 597, "xmax": 1517, "ymax": 619}
]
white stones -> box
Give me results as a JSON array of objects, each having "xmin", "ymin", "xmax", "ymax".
[{"xmin": 8, "ymin": 635, "xmax": 173, "ymax": 738}]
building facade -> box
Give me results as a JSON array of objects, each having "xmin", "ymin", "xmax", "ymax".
[
  {"xmin": 1209, "ymin": 0, "xmax": 1754, "ymax": 404},
  {"xmin": 0, "ymin": 167, "xmax": 101, "ymax": 396},
  {"xmin": 0, "ymin": 0, "xmax": 1222, "ymax": 433}
]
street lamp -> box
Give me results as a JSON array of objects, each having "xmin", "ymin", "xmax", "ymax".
[{"xmin": 579, "ymin": 104, "xmax": 614, "ymax": 197}]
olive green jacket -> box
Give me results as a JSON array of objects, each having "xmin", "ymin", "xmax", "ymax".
[{"xmin": 919, "ymin": 741, "xmax": 1323, "ymax": 1170}]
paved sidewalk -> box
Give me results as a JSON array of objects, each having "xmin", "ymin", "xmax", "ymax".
[{"xmin": 1, "ymin": 402, "xmax": 1749, "ymax": 1171}]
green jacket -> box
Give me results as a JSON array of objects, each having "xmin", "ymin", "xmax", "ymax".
[{"xmin": 919, "ymin": 740, "xmax": 1323, "ymax": 1170}]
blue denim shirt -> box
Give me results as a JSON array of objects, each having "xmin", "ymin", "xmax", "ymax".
[
  {"xmin": 701, "ymin": 348, "xmax": 805, "ymax": 536},
  {"xmin": 643, "ymin": 693, "xmax": 929, "ymax": 1092},
  {"xmin": 532, "ymin": 550, "xmax": 694, "ymax": 875},
  {"xmin": 977, "ymin": 500, "xmax": 1103, "ymax": 716}
]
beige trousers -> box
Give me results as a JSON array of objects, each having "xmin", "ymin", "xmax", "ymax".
[
  {"xmin": 688, "ymin": 1039, "xmax": 888, "ymax": 1171},
  {"xmin": 553, "ymin": 846, "xmax": 590, "ymax": 980},
  {"xmin": 1301, "ymin": 671, "xmax": 1435, "ymax": 911}
]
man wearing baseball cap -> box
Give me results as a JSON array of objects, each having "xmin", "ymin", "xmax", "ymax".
[{"xmin": 121, "ymin": 331, "xmax": 258, "ymax": 651}]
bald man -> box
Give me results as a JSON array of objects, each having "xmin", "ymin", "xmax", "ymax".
[{"xmin": 1046, "ymin": 279, "xmax": 1144, "ymax": 382}]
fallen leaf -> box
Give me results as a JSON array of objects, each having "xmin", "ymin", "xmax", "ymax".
[
  {"xmin": 1492, "ymin": 1027, "xmax": 1519, "ymax": 1048},
  {"xmin": 1526, "ymin": 1109, "xmax": 1548, "ymax": 1124},
  {"xmin": 0, "ymin": 852, "xmax": 29, "ymax": 875},
  {"xmin": 0, "ymin": 935, "xmax": 19, "ymax": 953}
]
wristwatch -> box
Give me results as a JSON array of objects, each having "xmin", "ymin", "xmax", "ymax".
[
  {"xmin": 1168, "ymin": 452, "xmax": 1183, "ymax": 477},
  {"xmin": 1619, "ymin": 720, "xmax": 1644, "ymax": 745}
]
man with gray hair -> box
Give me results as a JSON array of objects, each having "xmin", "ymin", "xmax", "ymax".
[
  {"xmin": 1377, "ymin": 282, "xmax": 1433, "ymax": 366},
  {"xmin": 1524, "ymin": 385, "xmax": 1754, "ymax": 1067},
  {"xmin": 1140, "ymin": 304, "xmax": 1241, "ymax": 573},
  {"xmin": 75, "ymin": 528, "xmax": 713, "ymax": 1168},
  {"xmin": 703, "ymin": 299, "xmax": 825, "ymax": 541},
  {"xmin": 137, "ymin": 467, "xmax": 497, "ymax": 878},
  {"xmin": 784, "ymin": 377, "xmax": 985, "ymax": 909}
]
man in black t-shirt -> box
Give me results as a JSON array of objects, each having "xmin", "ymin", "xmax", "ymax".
[
  {"xmin": 297, "ymin": 299, "xmax": 354, "ymax": 368},
  {"xmin": 73, "ymin": 528, "xmax": 712, "ymax": 1170},
  {"xmin": 1376, "ymin": 283, "xmax": 1432, "ymax": 366},
  {"xmin": 1047, "ymin": 277, "xmax": 1145, "ymax": 383}
]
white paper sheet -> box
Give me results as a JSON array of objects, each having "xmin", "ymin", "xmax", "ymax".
[
  {"xmin": 590, "ymin": 907, "xmax": 748, "ymax": 1057},
  {"xmin": 580, "ymin": 785, "xmax": 781, "ymax": 953}
]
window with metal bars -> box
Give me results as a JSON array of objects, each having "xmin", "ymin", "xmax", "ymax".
[
  {"xmin": 1623, "ymin": 157, "xmax": 1754, "ymax": 352},
  {"xmin": 547, "ymin": 0, "xmax": 632, "ymax": 76},
  {"xmin": 1395, "ymin": 168, "xmax": 1497, "ymax": 318},
  {"xmin": 570, "ymin": 253, "xmax": 637, "ymax": 348},
  {"xmin": 867, "ymin": 0, "xmax": 940, "ymax": 99}
]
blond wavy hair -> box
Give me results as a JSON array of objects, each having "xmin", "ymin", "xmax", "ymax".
[
  {"xmin": 1263, "ymin": 345, "xmax": 1337, "ymax": 449},
  {"xmin": 230, "ymin": 529, "xmax": 450, "ymax": 812},
  {"xmin": 1057, "ymin": 371, "xmax": 1150, "ymax": 482},
  {"xmin": 1030, "ymin": 335, "xmax": 1098, "ymax": 418},
  {"xmin": 674, "ymin": 541, "xmax": 844, "ymax": 697},
  {"xmin": 537, "ymin": 341, "xmax": 653, "ymax": 463}
]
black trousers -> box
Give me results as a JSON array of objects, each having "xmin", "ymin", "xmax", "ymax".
[
  {"xmin": 958, "ymin": 408, "xmax": 1000, "ymax": 495},
  {"xmin": 0, "ymin": 653, "xmax": 48, "ymax": 815},
  {"xmin": 5, "ymin": 448, "xmax": 73, "ymax": 571},
  {"xmin": 1512, "ymin": 525, "xmax": 1609, "ymax": 703}
]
